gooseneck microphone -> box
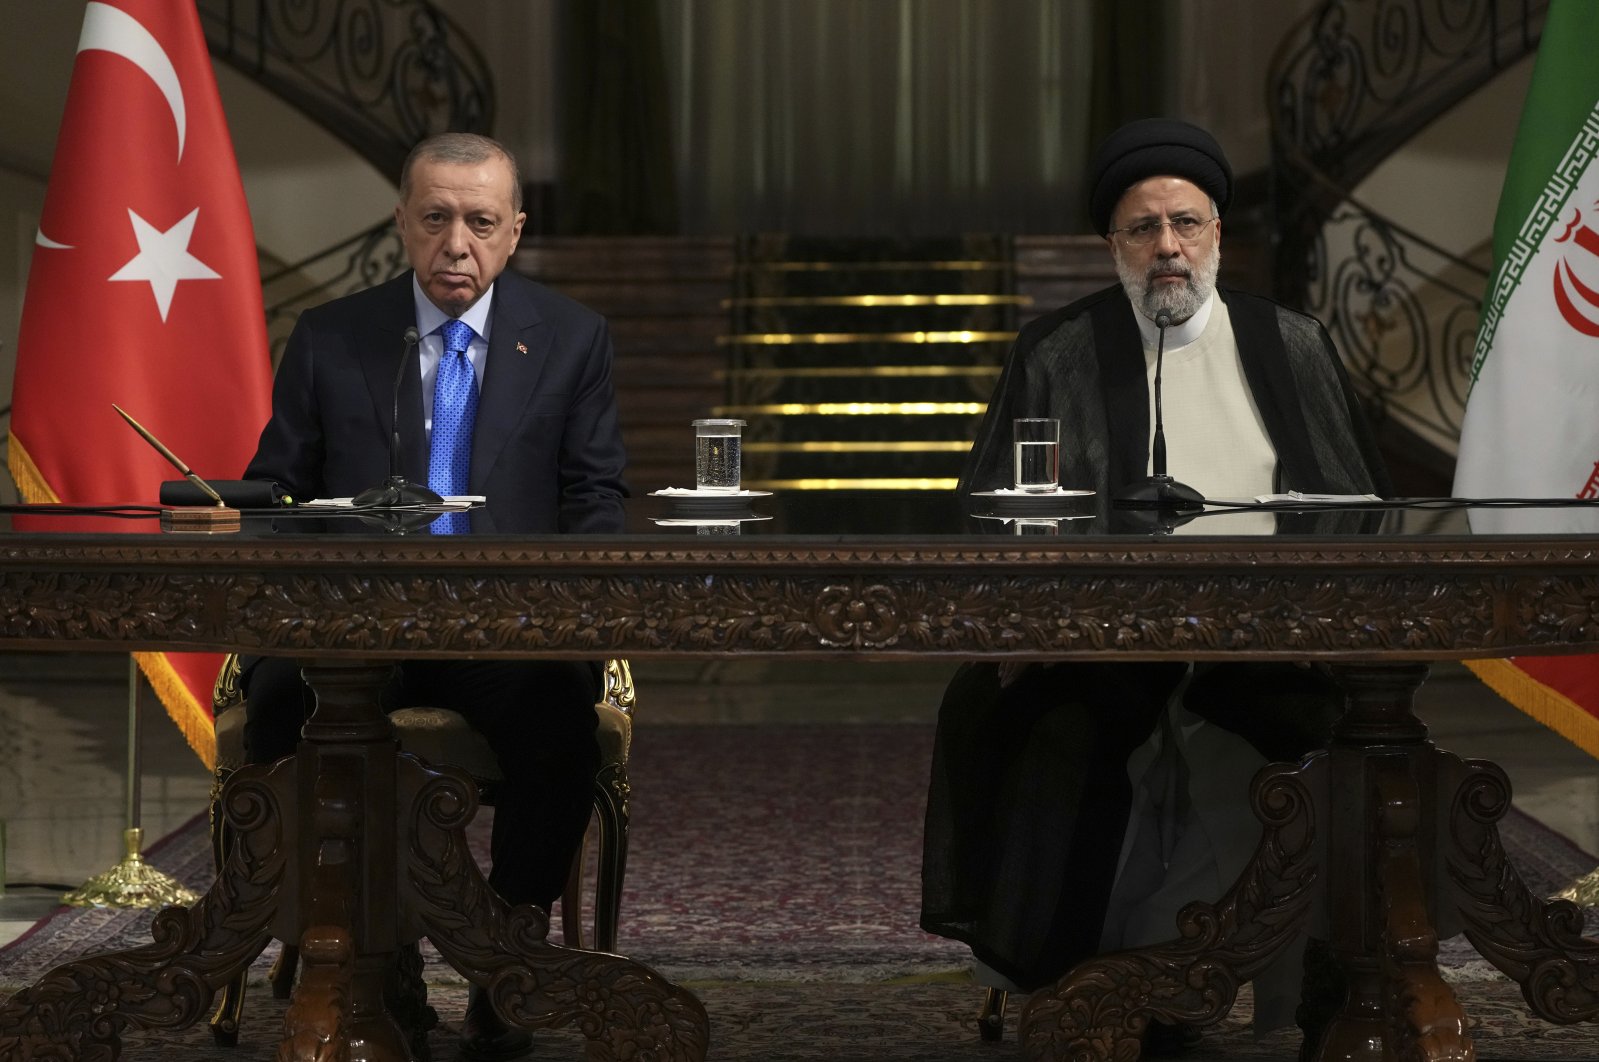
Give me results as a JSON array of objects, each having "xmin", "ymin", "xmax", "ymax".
[
  {"xmin": 1150, "ymin": 309, "xmax": 1174, "ymax": 479},
  {"xmin": 1112, "ymin": 309, "xmax": 1205, "ymax": 512},
  {"xmin": 353, "ymin": 325, "xmax": 445, "ymax": 509}
]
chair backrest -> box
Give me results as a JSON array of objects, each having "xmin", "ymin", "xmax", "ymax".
[
  {"xmin": 214, "ymin": 652, "xmax": 245, "ymax": 714},
  {"xmin": 601, "ymin": 658, "xmax": 635, "ymax": 714}
]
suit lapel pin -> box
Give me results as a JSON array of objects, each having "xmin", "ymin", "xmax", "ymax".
[{"xmin": 516, "ymin": 341, "xmax": 528, "ymax": 354}]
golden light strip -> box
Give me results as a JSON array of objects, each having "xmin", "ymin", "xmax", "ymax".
[
  {"xmin": 743, "ymin": 440, "xmax": 971, "ymax": 453},
  {"xmin": 712, "ymin": 402, "xmax": 986, "ymax": 416},
  {"xmin": 740, "ymin": 260, "xmax": 1003, "ymax": 272},
  {"xmin": 716, "ymin": 365, "xmax": 1000, "ymax": 379},
  {"xmin": 744, "ymin": 477, "xmax": 959, "ymax": 490},
  {"xmin": 717, "ymin": 330, "xmax": 1015, "ymax": 346},
  {"xmin": 724, "ymin": 294, "xmax": 1032, "ymax": 308}
]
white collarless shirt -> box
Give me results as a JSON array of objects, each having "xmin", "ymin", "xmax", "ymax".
[{"xmin": 1137, "ymin": 293, "xmax": 1278, "ymax": 506}]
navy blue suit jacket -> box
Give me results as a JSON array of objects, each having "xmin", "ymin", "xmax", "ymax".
[{"xmin": 246, "ymin": 270, "xmax": 627, "ymax": 533}]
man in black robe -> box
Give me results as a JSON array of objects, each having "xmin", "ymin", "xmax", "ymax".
[{"xmin": 920, "ymin": 119, "xmax": 1391, "ymax": 1011}]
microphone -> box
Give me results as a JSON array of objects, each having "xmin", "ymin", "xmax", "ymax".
[
  {"xmin": 352, "ymin": 325, "xmax": 444, "ymax": 510},
  {"xmin": 1150, "ymin": 309, "xmax": 1174, "ymax": 479},
  {"xmin": 1112, "ymin": 309, "xmax": 1205, "ymax": 513}
]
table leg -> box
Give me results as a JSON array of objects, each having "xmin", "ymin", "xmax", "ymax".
[
  {"xmin": 1364, "ymin": 756, "xmax": 1470, "ymax": 1060},
  {"xmin": 1308, "ymin": 663, "xmax": 1473, "ymax": 1062},
  {"xmin": 1443, "ymin": 754, "xmax": 1599, "ymax": 1022},
  {"xmin": 1017, "ymin": 756, "xmax": 1323, "ymax": 1061},
  {"xmin": 0, "ymin": 760, "xmax": 291, "ymax": 1061},
  {"xmin": 292, "ymin": 661, "xmax": 708, "ymax": 1062},
  {"xmin": 396, "ymin": 754, "xmax": 710, "ymax": 1062},
  {"xmin": 280, "ymin": 661, "xmax": 414, "ymax": 1060},
  {"xmin": 0, "ymin": 655, "xmax": 706, "ymax": 1062},
  {"xmin": 1017, "ymin": 662, "xmax": 1505, "ymax": 1062}
]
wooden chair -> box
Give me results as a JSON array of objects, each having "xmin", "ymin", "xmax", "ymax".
[{"xmin": 205, "ymin": 653, "xmax": 636, "ymax": 1047}]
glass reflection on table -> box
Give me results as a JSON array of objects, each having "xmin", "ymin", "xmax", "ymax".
[{"xmin": 6, "ymin": 490, "xmax": 1599, "ymax": 541}]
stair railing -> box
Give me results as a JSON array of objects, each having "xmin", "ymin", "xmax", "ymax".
[
  {"xmin": 197, "ymin": 0, "xmax": 495, "ymax": 180},
  {"xmin": 1300, "ymin": 178, "xmax": 1489, "ymax": 460},
  {"xmin": 260, "ymin": 217, "xmax": 410, "ymax": 361},
  {"xmin": 1268, "ymin": 0, "xmax": 1547, "ymax": 470},
  {"xmin": 1272, "ymin": 0, "xmax": 1543, "ymax": 195}
]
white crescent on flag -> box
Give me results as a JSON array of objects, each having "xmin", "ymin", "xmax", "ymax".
[
  {"xmin": 36, "ymin": 1, "xmax": 188, "ymax": 252},
  {"xmin": 78, "ymin": 0, "xmax": 186, "ymax": 159}
]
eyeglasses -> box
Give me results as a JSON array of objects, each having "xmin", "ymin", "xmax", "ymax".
[{"xmin": 1108, "ymin": 216, "xmax": 1216, "ymax": 246}]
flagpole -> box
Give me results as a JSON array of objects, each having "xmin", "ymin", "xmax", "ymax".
[{"xmin": 61, "ymin": 656, "xmax": 199, "ymax": 909}]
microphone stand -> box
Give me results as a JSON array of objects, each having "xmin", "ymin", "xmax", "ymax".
[
  {"xmin": 353, "ymin": 325, "xmax": 444, "ymax": 511},
  {"xmin": 1112, "ymin": 309, "xmax": 1205, "ymax": 514}
]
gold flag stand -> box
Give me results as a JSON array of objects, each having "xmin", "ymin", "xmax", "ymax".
[{"xmin": 62, "ymin": 657, "xmax": 199, "ymax": 909}]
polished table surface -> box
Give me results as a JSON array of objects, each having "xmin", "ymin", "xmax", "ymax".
[
  {"xmin": 1, "ymin": 492, "xmax": 1594, "ymax": 664},
  {"xmin": 3, "ymin": 492, "xmax": 1599, "ymax": 1061},
  {"xmin": 3, "ymin": 495, "xmax": 1586, "ymax": 665}
]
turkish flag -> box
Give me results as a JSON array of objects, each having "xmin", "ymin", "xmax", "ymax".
[{"xmin": 6, "ymin": 0, "xmax": 273, "ymax": 767}]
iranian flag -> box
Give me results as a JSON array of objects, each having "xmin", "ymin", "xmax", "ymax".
[
  {"xmin": 1452, "ymin": 0, "xmax": 1599, "ymax": 757},
  {"xmin": 6, "ymin": 0, "xmax": 272, "ymax": 767}
]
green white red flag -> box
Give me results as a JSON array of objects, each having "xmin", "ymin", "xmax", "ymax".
[
  {"xmin": 1453, "ymin": 0, "xmax": 1599, "ymax": 756},
  {"xmin": 6, "ymin": 0, "xmax": 272, "ymax": 767}
]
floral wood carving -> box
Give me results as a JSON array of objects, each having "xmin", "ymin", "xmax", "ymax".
[
  {"xmin": 1446, "ymin": 758, "xmax": 1599, "ymax": 1023},
  {"xmin": 400, "ymin": 763, "xmax": 710, "ymax": 1061},
  {"xmin": 1017, "ymin": 760, "xmax": 1321, "ymax": 1061},
  {"xmin": 0, "ymin": 770, "xmax": 288, "ymax": 1060},
  {"xmin": 2, "ymin": 538, "xmax": 1599, "ymax": 659}
]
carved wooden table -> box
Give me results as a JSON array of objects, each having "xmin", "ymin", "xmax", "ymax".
[{"xmin": 2, "ymin": 525, "xmax": 1599, "ymax": 1061}]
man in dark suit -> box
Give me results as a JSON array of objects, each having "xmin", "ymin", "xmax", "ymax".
[{"xmin": 243, "ymin": 132, "xmax": 625, "ymax": 1062}]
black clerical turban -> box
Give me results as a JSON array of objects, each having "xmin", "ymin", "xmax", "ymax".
[{"xmin": 1088, "ymin": 118, "xmax": 1233, "ymax": 236}]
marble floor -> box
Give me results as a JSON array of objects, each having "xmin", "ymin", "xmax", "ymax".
[{"xmin": 2, "ymin": 652, "xmax": 1597, "ymax": 949}]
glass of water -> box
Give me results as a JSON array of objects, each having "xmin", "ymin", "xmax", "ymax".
[
  {"xmin": 1013, "ymin": 417, "xmax": 1060, "ymax": 492},
  {"xmin": 693, "ymin": 418, "xmax": 746, "ymax": 492}
]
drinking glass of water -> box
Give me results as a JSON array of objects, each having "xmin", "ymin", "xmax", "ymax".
[
  {"xmin": 1013, "ymin": 417, "xmax": 1060, "ymax": 493},
  {"xmin": 693, "ymin": 418, "xmax": 746, "ymax": 492}
]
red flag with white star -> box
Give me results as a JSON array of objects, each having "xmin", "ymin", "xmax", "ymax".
[{"xmin": 6, "ymin": 0, "xmax": 272, "ymax": 767}]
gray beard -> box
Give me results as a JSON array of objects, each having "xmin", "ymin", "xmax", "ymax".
[{"xmin": 1116, "ymin": 242, "xmax": 1221, "ymax": 323}]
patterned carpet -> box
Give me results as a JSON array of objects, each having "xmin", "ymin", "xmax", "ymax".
[{"xmin": 5, "ymin": 723, "xmax": 1599, "ymax": 1060}]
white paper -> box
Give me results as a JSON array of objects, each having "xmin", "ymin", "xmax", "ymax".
[
  {"xmin": 310, "ymin": 495, "xmax": 484, "ymax": 510},
  {"xmin": 1251, "ymin": 490, "xmax": 1381, "ymax": 504}
]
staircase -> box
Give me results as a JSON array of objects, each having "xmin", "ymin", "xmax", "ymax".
[
  {"xmin": 513, "ymin": 238, "xmax": 736, "ymax": 495},
  {"xmin": 719, "ymin": 236, "xmax": 1021, "ymax": 492},
  {"xmin": 507, "ymin": 235, "xmax": 1128, "ymax": 502}
]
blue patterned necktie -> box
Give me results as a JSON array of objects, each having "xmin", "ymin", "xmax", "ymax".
[{"xmin": 428, "ymin": 318, "xmax": 478, "ymax": 534}]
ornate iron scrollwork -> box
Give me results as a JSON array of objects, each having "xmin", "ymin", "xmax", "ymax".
[
  {"xmin": 1303, "ymin": 202, "xmax": 1482, "ymax": 449},
  {"xmin": 1269, "ymin": 0, "xmax": 1549, "ymax": 465},
  {"xmin": 260, "ymin": 219, "xmax": 409, "ymax": 360},
  {"xmin": 197, "ymin": 0, "xmax": 494, "ymax": 179},
  {"xmin": 1273, "ymin": 0, "xmax": 1545, "ymax": 176}
]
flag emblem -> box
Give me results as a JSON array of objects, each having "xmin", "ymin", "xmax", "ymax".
[{"xmin": 1553, "ymin": 205, "xmax": 1599, "ymax": 336}]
